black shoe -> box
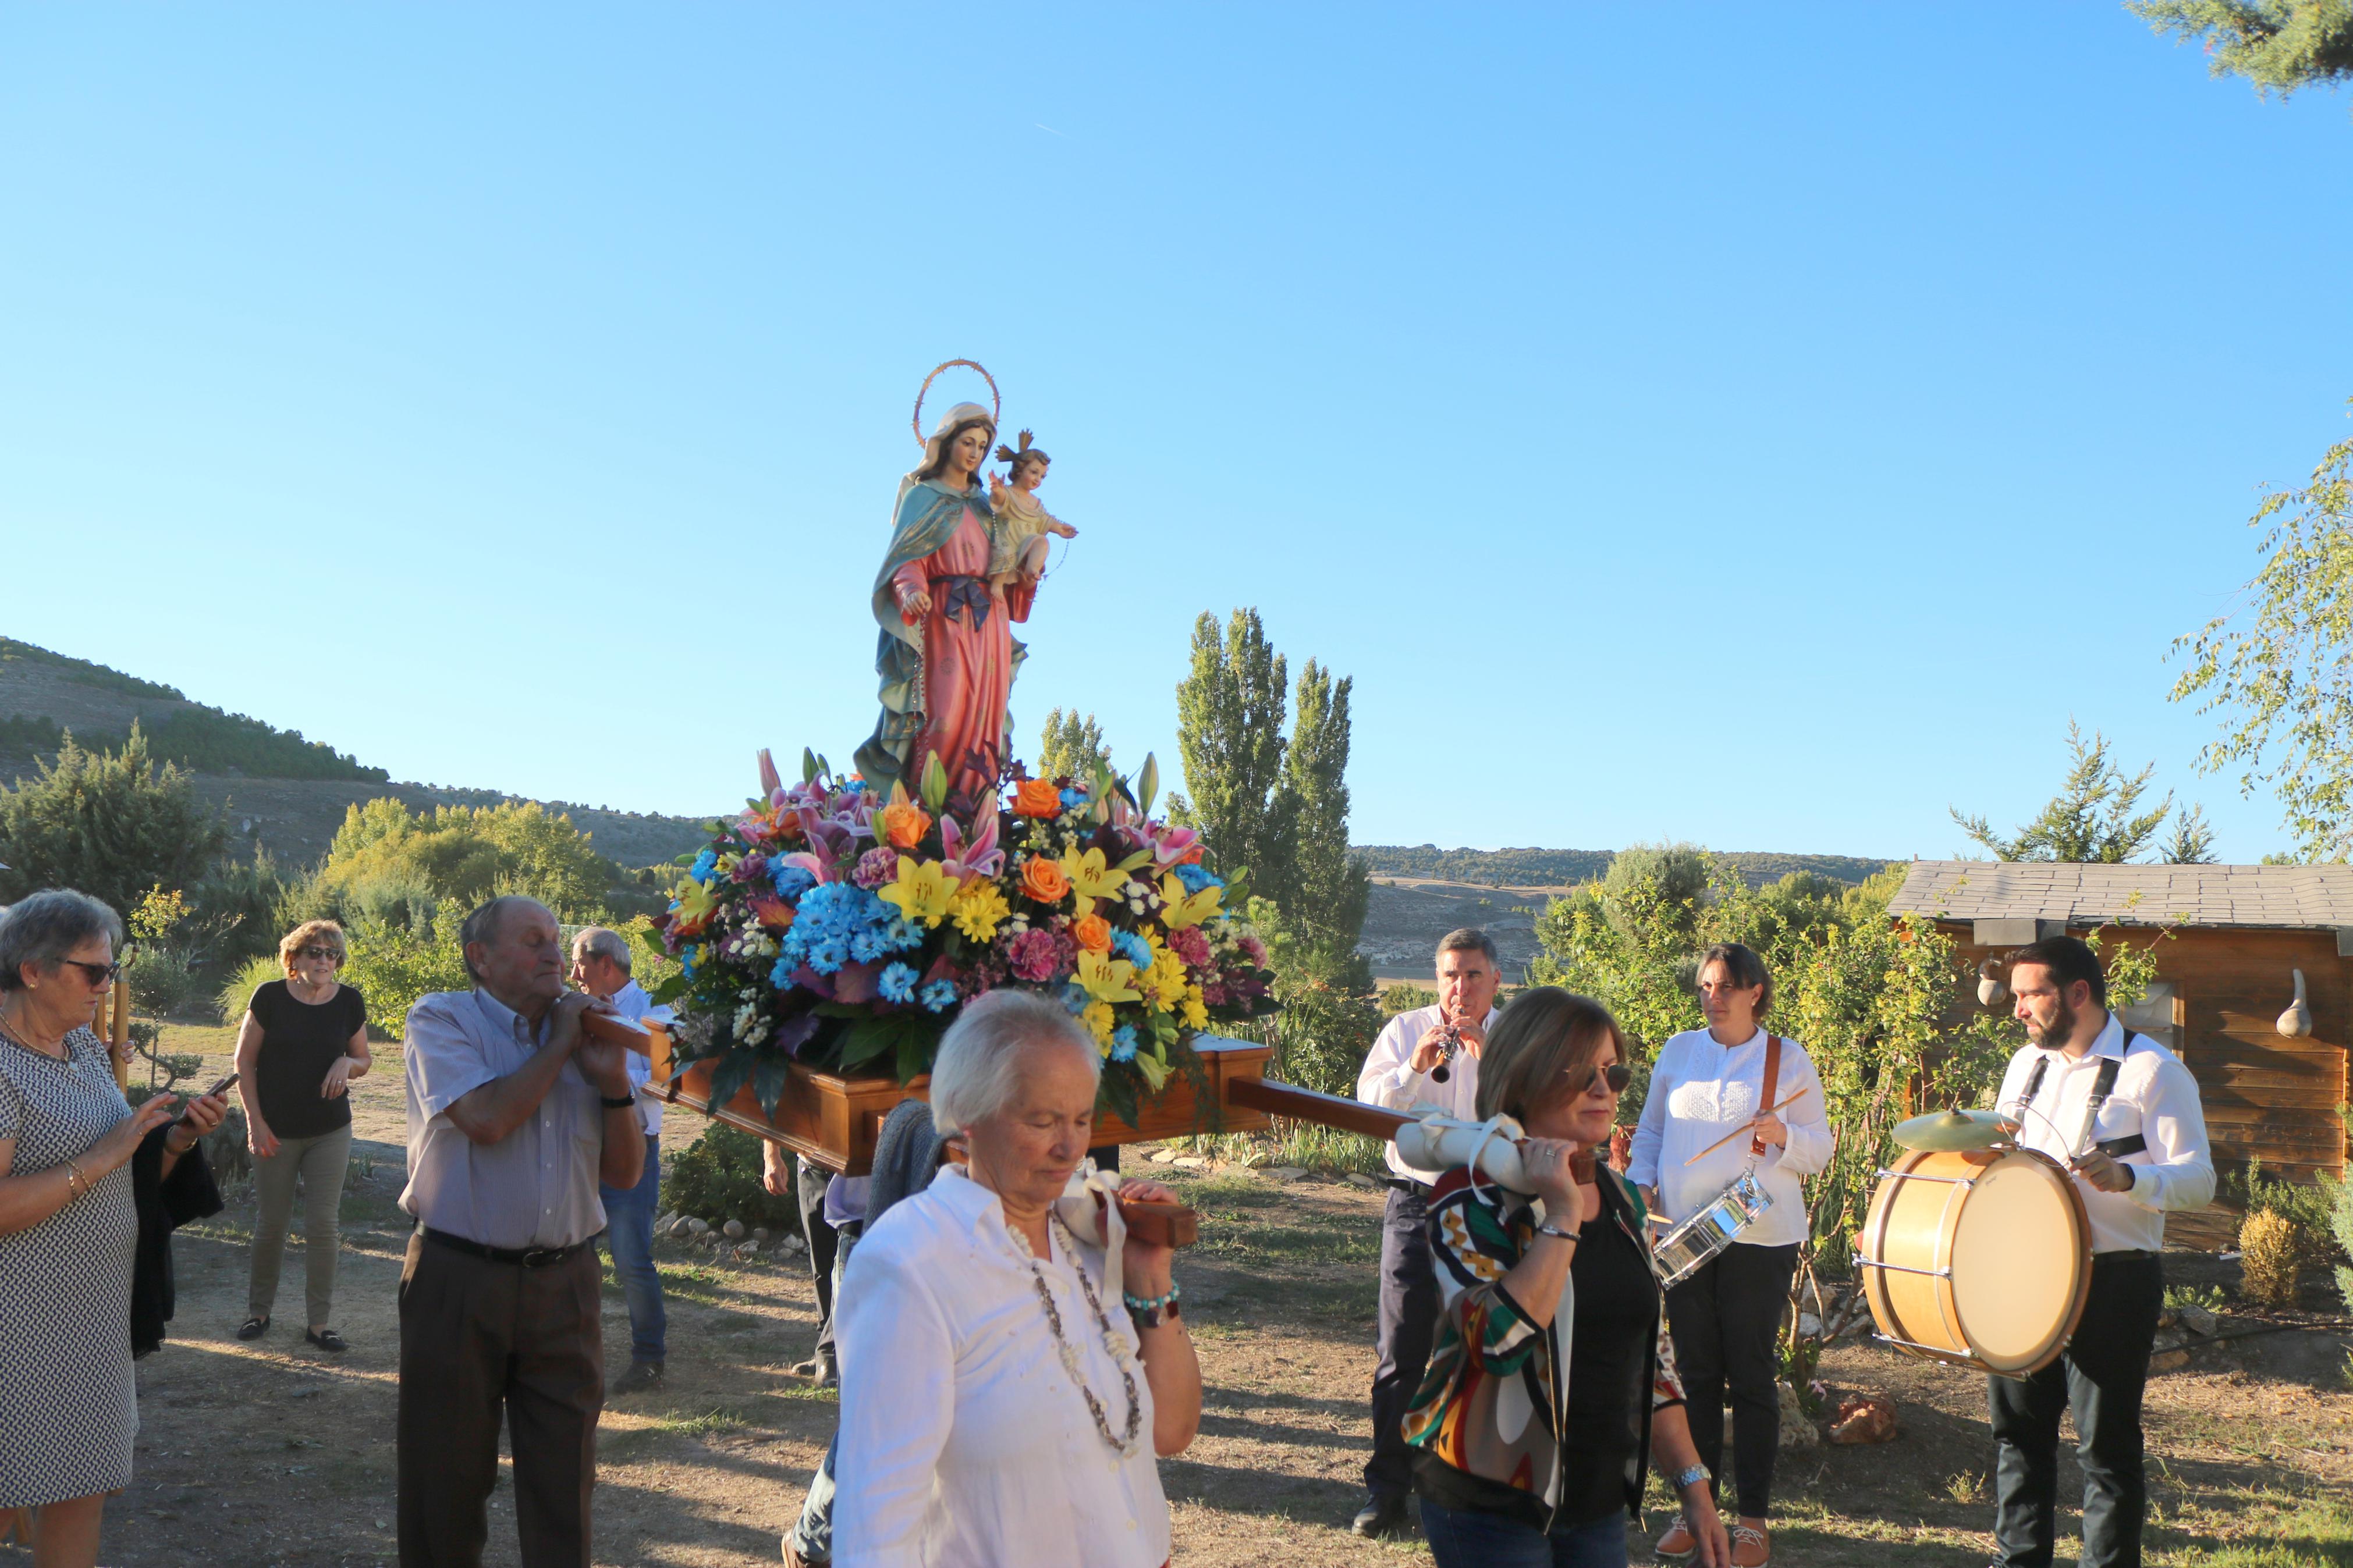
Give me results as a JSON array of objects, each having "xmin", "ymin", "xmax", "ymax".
[
  {"xmin": 790, "ymin": 1348, "xmax": 839, "ymax": 1389},
  {"xmin": 304, "ymin": 1327, "xmax": 347, "ymax": 1353},
  {"xmin": 1352, "ymin": 1489, "xmax": 1410, "ymax": 1539},
  {"xmin": 613, "ymin": 1360, "xmax": 666, "ymax": 1395},
  {"xmin": 236, "ymin": 1315, "xmax": 269, "ymax": 1341}
]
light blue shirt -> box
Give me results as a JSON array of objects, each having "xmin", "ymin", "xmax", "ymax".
[
  {"xmin": 607, "ymin": 979, "xmax": 669, "ymax": 1137},
  {"xmin": 399, "ymin": 987, "xmax": 608, "ymax": 1249}
]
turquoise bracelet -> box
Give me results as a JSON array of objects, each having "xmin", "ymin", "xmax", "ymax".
[{"xmin": 1122, "ymin": 1282, "xmax": 1181, "ymax": 1313}]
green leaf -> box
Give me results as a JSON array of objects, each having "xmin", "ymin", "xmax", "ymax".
[
  {"xmin": 704, "ymin": 1050, "xmax": 757, "ymax": 1115},
  {"xmin": 803, "ymin": 747, "xmax": 821, "ymax": 784},
  {"xmin": 895, "ymin": 1022, "xmax": 939, "ymax": 1085},
  {"xmin": 1096, "ymin": 1067, "xmax": 1141, "ymax": 1129},
  {"xmin": 648, "ymin": 972, "xmax": 691, "ymax": 1004},
  {"xmin": 837, "ymin": 1016, "xmax": 901, "ymax": 1071},
  {"xmin": 752, "ymin": 1051, "xmax": 793, "ymax": 1117},
  {"xmin": 1137, "ymin": 753, "xmax": 1159, "ymax": 818}
]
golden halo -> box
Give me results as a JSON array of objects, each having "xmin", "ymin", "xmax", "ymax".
[{"xmin": 911, "ymin": 359, "xmax": 1002, "ymax": 446}]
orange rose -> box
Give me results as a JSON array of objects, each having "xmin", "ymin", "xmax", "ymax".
[
  {"xmin": 1071, "ymin": 913, "xmax": 1112, "ymax": 954},
  {"xmin": 1014, "ymin": 777, "xmax": 1062, "ymax": 818},
  {"xmin": 1018, "ymin": 855, "xmax": 1071, "ymax": 904},
  {"xmin": 879, "ymin": 800, "xmax": 932, "ymax": 850}
]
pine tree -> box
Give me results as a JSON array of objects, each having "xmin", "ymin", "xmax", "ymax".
[
  {"xmin": 1171, "ymin": 610, "xmax": 1290, "ymax": 898},
  {"xmin": 1037, "ymin": 708, "xmax": 1112, "ymax": 783},
  {"xmin": 1950, "ymin": 721, "xmax": 2175, "ymax": 863},
  {"xmin": 0, "ymin": 724, "xmax": 227, "ymax": 916}
]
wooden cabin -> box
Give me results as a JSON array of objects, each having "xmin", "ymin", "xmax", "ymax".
[{"xmin": 1889, "ymin": 861, "xmax": 2351, "ymax": 1186}]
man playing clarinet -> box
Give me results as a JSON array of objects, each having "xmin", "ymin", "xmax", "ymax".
[
  {"xmin": 1348, "ymin": 928, "xmax": 1503, "ymax": 1540},
  {"xmin": 1988, "ymin": 935, "xmax": 2213, "ymax": 1568}
]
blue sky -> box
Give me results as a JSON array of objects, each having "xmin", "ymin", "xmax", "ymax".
[{"xmin": 5, "ymin": 5, "xmax": 2350, "ymax": 865}]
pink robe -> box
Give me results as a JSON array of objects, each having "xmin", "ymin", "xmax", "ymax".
[{"xmin": 893, "ymin": 506, "xmax": 1012, "ymax": 803}]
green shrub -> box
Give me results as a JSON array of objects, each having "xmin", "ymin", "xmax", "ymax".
[
  {"xmin": 216, "ymin": 953, "xmax": 283, "ymax": 1026},
  {"xmin": 2240, "ymin": 1210, "xmax": 2302, "ymax": 1307},
  {"xmin": 2329, "ymin": 1144, "xmax": 2353, "ymax": 1311},
  {"xmin": 1381, "ymin": 983, "xmax": 1436, "ymax": 1016},
  {"xmin": 123, "ymin": 943, "xmax": 212, "ymax": 1021},
  {"xmin": 664, "ymin": 1125, "xmax": 801, "ymax": 1232}
]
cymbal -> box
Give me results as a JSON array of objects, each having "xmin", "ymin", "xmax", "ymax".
[{"xmin": 1893, "ymin": 1108, "xmax": 2011, "ymax": 1153}]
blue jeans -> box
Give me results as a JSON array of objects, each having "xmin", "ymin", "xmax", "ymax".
[
  {"xmin": 1421, "ymin": 1499, "xmax": 1628, "ymax": 1568},
  {"xmin": 599, "ymin": 1132, "xmax": 666, "ymax": 1363}
]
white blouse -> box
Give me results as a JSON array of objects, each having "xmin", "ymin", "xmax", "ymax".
[
  {"xmin": 832, "ymin": 1166, "xmax": 1170, "ymax": 1568},
  {"xmin": 1624, "ymin": 1026, "xmax": 1833, "ymax": 1249}
]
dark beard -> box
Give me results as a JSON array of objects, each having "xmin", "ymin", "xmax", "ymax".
[{"xmin": 2028, "ymin": 995, "xmax": 2077, "ymax": 1048}]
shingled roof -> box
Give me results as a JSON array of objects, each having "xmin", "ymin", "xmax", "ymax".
[{"xmin": 1887, "ymin": 860, "xmax": 2353, "ymax": 930}]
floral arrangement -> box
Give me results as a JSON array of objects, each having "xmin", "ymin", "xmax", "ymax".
[{"xmin": 650, "ymin": 749, "xmax": 1278, "ymax": 1124}]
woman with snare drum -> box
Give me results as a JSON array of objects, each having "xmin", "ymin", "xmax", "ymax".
[
  {"xmin": 1405, "ymin": 988, "xmax": 1727, "ymax": 1568},
  {"xmin": 1626, "ymin": 944, "xmax": 1832, "ymax": 1568}
]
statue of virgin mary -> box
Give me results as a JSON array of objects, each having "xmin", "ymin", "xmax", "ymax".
[{"xmin": 854, "ymin": 401, "xmax": 1025, "ymax": 802}]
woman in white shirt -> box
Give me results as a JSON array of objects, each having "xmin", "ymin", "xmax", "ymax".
[
  {"xmin": 1625, "ymin": 944, "xmax": 1832, "ymax": 1568},
  {"xmin": 831, "ymin": 990, "xmax": 1201, "ymax": 1568}
]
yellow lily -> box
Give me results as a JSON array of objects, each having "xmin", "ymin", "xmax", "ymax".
[
  {"xmin": 1059, "ymin": 845, "xmax": 1131, "ymax": 908},
  {"xmin": 1133, "ymin": 1044, "xmax": 1172, "ymax": 1093},
  {"xmin": 948, "ymin": 881, "xmax": 1010, "ymax": 944},
  {"xmin": 672, "ymin": 879, "xmax": 719, "ymax": 927},
  {"xmin": 1074, "ymin": 950, "xmax": 1142, "ymax": 1007},
  {"xmin": 1158, "ymin": 872, "xmax": 1222, "ymax": 930},
  {"xmin": 879, "ymin": 855, "xmax": 958, "ymax": 928}
]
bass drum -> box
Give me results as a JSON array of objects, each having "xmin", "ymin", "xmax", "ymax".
[{"xmin": 1858, "ymin": 1146, "xmax": 2091, "ymax": 1377}]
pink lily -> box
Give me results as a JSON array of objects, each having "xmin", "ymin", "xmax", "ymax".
[
  {"xmin": 1150, "ymin": 824, "xmax": 1203, "ymax": 869},
  {"xmin": 939, "ymin": 810, "xmax": 1005, "ymax": 886}
]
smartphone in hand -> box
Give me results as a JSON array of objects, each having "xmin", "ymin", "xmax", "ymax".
[{"xmin": 178, "ymin": 1071, "xmax": 238, "ymax": 1121}]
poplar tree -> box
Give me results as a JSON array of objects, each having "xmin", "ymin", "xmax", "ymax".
[
  {"xmin": 2131, "ymin": 1, "xmax": 2353, "ymax": 102},
  {"xmin": 1270, "ymin": 660, "xmax": 1373, "ymax": 987},
  {"xmin": 1171, "ymin": 609, "xmax": 1290, "ymax": 898},
  {"xmin": 1037, "ymin": 708, "xmax": 1112, "ymax": 783}
]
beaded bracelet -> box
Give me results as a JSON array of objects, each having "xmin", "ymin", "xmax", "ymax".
[{"xmin": 1122, "ymin": 1282, "xmax": 1181, "ymax": 1314}]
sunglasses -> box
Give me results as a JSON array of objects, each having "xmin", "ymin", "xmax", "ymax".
[
  {"xmin": 295, "ymin": 946, "xmax": 344, "ymax": 964},
  {"xmin": 62, "ymin": 959, "xmax": 120, "ymax": 987},
  {"xmin": 1577, "ymin": 1062, "xmax": 1632, "ymax": 1097}
]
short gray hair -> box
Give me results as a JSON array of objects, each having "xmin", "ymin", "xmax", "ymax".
[
  {"xmin": 928, "ymin": 989, "xmax": 1100, "ymax": 1135},
  {"xmin": 571, "ymin": 926, "xmax": 631, "ymax": 972},
  {"xmin": 459, "ymin": 895, "xmax": 548, "ymax": 984},
  {"xmin": 1437, "ymin": 927, "xmax": 1499, "ymax": 966},
  {"xmin": 0, "ymin": 890, "xmax": 125, "ymax": 993}
]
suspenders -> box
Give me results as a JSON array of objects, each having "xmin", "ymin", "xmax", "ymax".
[{"xmin": 2016, "ymin": 1016, "xmax": 2150, "ymax": 1160}]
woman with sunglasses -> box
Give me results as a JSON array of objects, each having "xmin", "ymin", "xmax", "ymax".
[
  {"xmin": 1625, "ymin": 943, "xmax": 1832, "ymax": 1568},
  {"xmin": 233, "ymin": 920, "xmax": 370, "ymax": 1351},
  {"xmin": 0, "ymin": 890, "xmax": 228, "ymax": 1567},
  {"xmin": 1404, "ymin": 987, "xmax": 1727, "ymax": 1568}
]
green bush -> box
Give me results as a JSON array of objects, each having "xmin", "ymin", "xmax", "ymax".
[
  {"xmin": 664, "ymin": 1125, "xmax": 801, "ymax": 1232},
  {"xmin": 216, "ymin": 953, "xmax": 283, "ymax": 1026},
  {"xmin": 0, "ymin": 727, "xmax": 225, "ymax": 914},
  {"xmin": 123, "ymin": 944, "xmax": 213, "ymax": 1021}
]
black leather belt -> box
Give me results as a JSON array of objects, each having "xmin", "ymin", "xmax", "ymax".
[
  {"xmin": 423, "ymin": 1227, "xmax": 591, "ymax": 1268},
  {"xmin": 1387, "ymin": 1177, "xmax": 1434, "ymax": 1199},
  {"xmin": 2094, "ymin": 1248, "xmax": 2160, "ymax": 1261}
]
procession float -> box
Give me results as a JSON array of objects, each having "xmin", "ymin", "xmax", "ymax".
[{"xmin": 584, "ymin": 362, "xmax": 1409, "ymax": 1185}]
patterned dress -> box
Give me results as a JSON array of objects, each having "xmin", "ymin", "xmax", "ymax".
[{"xmin": 0, "ymin": 1026, "xmax": 139, "ymax": 1506}]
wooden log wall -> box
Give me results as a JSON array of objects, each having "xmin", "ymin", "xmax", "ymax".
[{"xmin": 1943, "ymin": 923, "xmax": 2349, "ymax": 1185}]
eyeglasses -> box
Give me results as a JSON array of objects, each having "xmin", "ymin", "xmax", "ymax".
[
  {"xmin": 294, "ymin": 946, "xmax": 344, "ymax": 964},
  {"xmin": 62, "ymin": 959, "xmax": 120, "ymax": 987},
  {"xmin": 1577, "ymin": 1062, "xmax": 1632, "ymax": 1097}
]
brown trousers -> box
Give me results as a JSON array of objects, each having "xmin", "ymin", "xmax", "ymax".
[{"xmin": 397, "ymin": 1232, "xmax": 604, "ymax": 1568}]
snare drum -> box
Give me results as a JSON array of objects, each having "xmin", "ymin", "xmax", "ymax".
[
  {"xmin": 1857, "ymin": 1146, "xmax": 2091, "ymax": 1376},
  {"xmin": 1652, "ymin": 1168, "xmax": 1774, "ymax": 1289}
]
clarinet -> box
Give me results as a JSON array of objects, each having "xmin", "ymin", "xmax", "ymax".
[{"xmin": 1428, "ymin": 1015, "xmax": 1465, "ymax": 1085}]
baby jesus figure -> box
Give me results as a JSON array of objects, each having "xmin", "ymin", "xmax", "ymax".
[{"xmin": 985, "ymin": 431, "xmax": 1077, "ymax": 601}]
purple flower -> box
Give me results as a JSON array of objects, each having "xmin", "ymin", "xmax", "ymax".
[
  {"xmin": 1004, "ymin": 927, "xmax": 1065, "ymax": 983},
  {"xmin": 851, "ymin": 846, "xmax": 900, "ymax": 890},
  {"xmin": 730, "ymin": 854, "xmax": 770, "ymax": 884}
]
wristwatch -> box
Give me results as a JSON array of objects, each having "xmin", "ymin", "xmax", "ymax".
[{"xmin": 1671, "ymin": 1463, "xmax": 1709, "ymax": 1493}]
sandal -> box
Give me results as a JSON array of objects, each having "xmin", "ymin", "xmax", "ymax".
[
  {"xmin": 236, "ymin": 1315, "xmax": 270, "ymax": 1341},
  {"xmin": 304, "ymin": 1327, "xmax": 348, "ymax": 1353}
]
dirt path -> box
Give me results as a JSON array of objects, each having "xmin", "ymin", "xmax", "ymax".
[{"xmin": 31, "ymin": 1032, "xmax": 2353, "ymax": 1567}]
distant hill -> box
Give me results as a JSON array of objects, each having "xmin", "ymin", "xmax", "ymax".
[
  {"xmin": 1357, "ymin": 844, "xmax": 1896, "ymax": 890},
  {"xmin": 0, "ymin": 637, "xmax": 384, "ymax": 781},
  {"xmin": 0, "ymin": 637, "xmax": 718, "ymax": 870}
]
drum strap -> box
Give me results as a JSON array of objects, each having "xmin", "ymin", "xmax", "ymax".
[{"xmin": 1750, "ymin": 1034, "xmax": 1783, "ymax": 1157}]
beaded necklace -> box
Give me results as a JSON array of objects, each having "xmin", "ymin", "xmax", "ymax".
[{"xmin": 1006, "ymin": 1210, "xmax": 1144, "ymax": 1459}]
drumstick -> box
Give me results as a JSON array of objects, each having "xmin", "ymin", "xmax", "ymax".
[{"xmin": 1683, "ymin": 1086, "xmax": 1813, "ymax": 1166}]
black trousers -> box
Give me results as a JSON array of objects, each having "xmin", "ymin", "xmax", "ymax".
[
  {"xmin": 794, "ymin": 1156, "xmax": 842, "ymax": 1357},
  {"xmin": 1663, "ymin": 1240, "xmax": 1798, "ymax": 1519},
  {"xmin": 1367, "ymin": 1183, "xmax": 1439, "ymax": 1496},
  {"xmin": 1988, "ymin": 1251, "xmax": 2164, "ymax": 1568}
]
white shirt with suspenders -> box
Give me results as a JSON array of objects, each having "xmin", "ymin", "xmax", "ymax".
[{"xmin": 1993, "ymin": 1010, "xmax": 2216, "ymax": 1255}]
